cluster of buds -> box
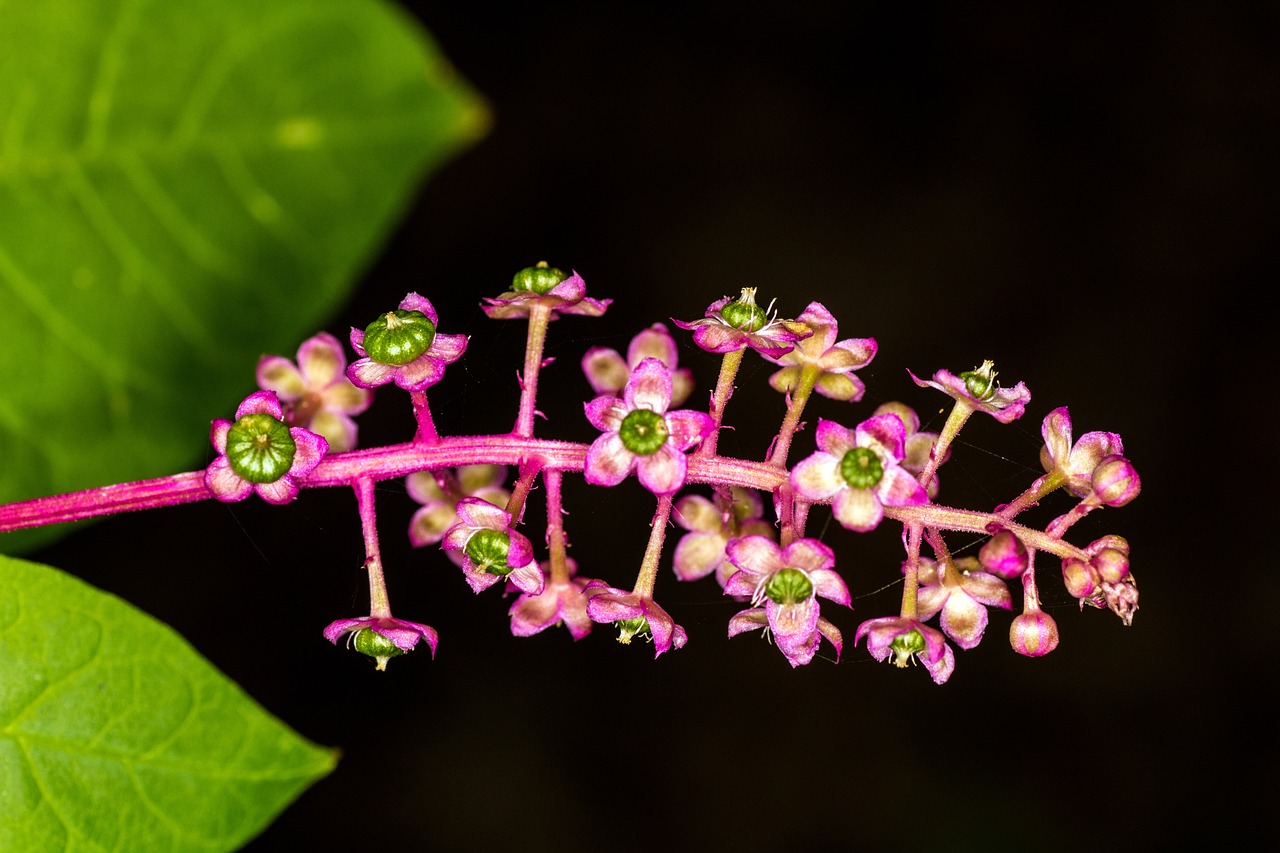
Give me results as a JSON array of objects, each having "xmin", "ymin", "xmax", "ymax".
[{"xmin": 0, "ymin": 265, "xmax": 1141, "ymax": 683}]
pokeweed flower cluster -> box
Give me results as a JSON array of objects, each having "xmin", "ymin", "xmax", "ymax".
[{"xmin": 0, "ymin": 264, "xmax": 1142, "ymax": 681}]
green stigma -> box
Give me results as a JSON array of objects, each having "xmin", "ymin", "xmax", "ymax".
[
  {"xmin": 465, "ymin": 529, "xmax": 513, "ymax": 575},
  {"xmin": 764, "ymin": 568, "xmax": 813, "ymax": 605},
  {"xmin": 619, "ymin": 409, "xmax": 669, "ymax": 456},
  {"xmin": 719, "ymin": 287, "xmax": 768, "ymax": 332},
  {"xmin": 512, "ymin": 262, "xmax": 569, "ymax": 294},
  {"xmin": 839, "ymin": 447, "xmax": 884, "ymax": 489},
  {"xmin": 225, "ymin": 413, "xmax": 296, "ymax": 483},
  {"xmin": 363, "ymin": 309, "xmax": 437, "ymax": 365}
]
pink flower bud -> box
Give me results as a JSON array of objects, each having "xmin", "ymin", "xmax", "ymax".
[
  {"xmin": 1092, "ymin": 455, "xmax": 1141, "ymax": 507},
  {"xmin": 978, "ymin": 530, "xmax": 1029, "ymax": 579},
  {"xmin": 1062, "ymin": 557, "xmax": 1099, "ymax": 599},
  {"xmin": 1091, "ymin": 547, "xmax": 1130, "ymax": 583},
  {"xmin": 1010, "ymin": 610, "xmax": 1060, "ymax": 657}
]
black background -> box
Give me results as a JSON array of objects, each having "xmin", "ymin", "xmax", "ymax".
[{"xmin": 34, "ymin": 2, "xmax": 1275, "ymax": 851}]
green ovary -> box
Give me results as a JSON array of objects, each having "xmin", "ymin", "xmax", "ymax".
[
  {"xmin": 764, "ymin": 568, "xmax": 813, "ymax": 605},
  {"xmin": 226, "ymin": 413, "xmax": 296, "ymax": 483},
  {"xmin": 839, "ymin": 447, "xmax": 883, "ymax": 489},
  {"xmin": 465, "ymin": 529, "xmax": 513, "ymax": 575},
  {"xmin": 363, "ymin": 309, "xmax": 436, "ymax": 365},
  {"xmin": 619, "ymin": 409, "xmax": 669, "ymax": 455}
]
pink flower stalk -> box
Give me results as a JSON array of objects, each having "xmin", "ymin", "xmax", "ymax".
[
  {"xmin": 407, "ymin": 465, "xmax": 511, "ymax": 562},
  {"xmin": 764, "ymin": 301, "xmax": 877, "ymax": 401},
  {"xmin": 442, "ymin": 497, "xmax": 544, "ymax": 596},
  {"xmin": 873, "ymin": 401, "xmax": 945, "ymax": 498},
  {"xmin": 204, "ymin": 391, "xmax": 328, "ymax": 505},
  {"xmin": 256, "ymin": 332, "xmax": 372, "ymax": 453},
  {"xmin": 672, "ymin": 287, "xmax": 810, "ymax": 358},
  {"xmin": 723, "ymin": 536, "xmax": 850, "ymax": 667},
  {"xmin": 323, "ymin": 615, "xmax": 439, "ymax": 671},
  {"xmin": 1038, "ymin": 407, "xmax": 1125, "ymax": 497},
  {"xmin": 482, "ymin": 268, "xmax": 611, "ymax": 319},
  {"xmin": 508, "ymin": 558, "xmax": 595, "ymax": 640},
  {"xmin": 913, "ymin": 557, "xmax": 1012, "ymax": 650},
  {"xmin": 790, "ymin": 414, "xmax": 929, "ymax": 532},
  {"xmin": 910, "ymin": 360, "xmax": 1030, "ymax": 424},
  {"xmin": 347, "ymin": 292, "xmax": 468, "ymax": 391},
  {"xmin": 582, "ymin": 322, "xmax": 694, "ymax": 407},
  {"xmin": 855, "ymin": 616, "xmax": 956, "ymax": 684},
  {"xmin": 584, "ymin": 358, "xmax": 715, "ymax": 496},
  {"xmin": 584, "ymin": 580, "xmax": 688, "ymax": 658},
  {"xmin": 672, "ymin": 489, "xmax": 774, "ymax": 587}
]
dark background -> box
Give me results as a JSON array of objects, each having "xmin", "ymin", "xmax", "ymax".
[{"xmin": 36, "ymin": 2, "xmax": 1275, "ymax": 851}]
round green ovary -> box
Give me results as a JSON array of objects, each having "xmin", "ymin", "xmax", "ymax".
[
  {"xmin": 363, "ymin": 309, "xmax": 436, "ymax": 365},
  {"xmin": 960, "ymin": 370, "xmax": 994, "ymax": 400},
  {"xmin": 226, "ymin": 413, "xmax": 296, "ymax": 483},
  {"xmin": 719, "ymin": 300, "xmax": 767, "ymax": 332},
  {"xmin": 890, "ymin": 629, "xmax": 926, "ymax": 657},
  {"xmin": 765, "ymin": 568, "xmax": 813, "ymax": 605},
  {"xmin": 839, "ymin": 447, "xmax": 883, "ymax": 489},
  {"xmin": 512, "ymin": 264, "xmax": 567, "ymax": 294},
  {"xmin": 619, "ymin": 409, "xmax": 669, "ymax": 455},
  {"xmin": 465, "ymin": 529, "xmax": 513, "ymax": 575},
  {"xmin": 354, "ymin": 628, "xmax": 404, "ymax": 659}
]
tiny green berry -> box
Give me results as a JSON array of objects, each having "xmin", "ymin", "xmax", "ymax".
[
  {"xmin": 890, "ymin": 629, "xmax": 927, "ymax": 666},
  {"xmin": 959, "ymin": 360, "xmax": 998, "ymax": 401},
  {"xmin": 353, "ymin": 628, "xmax": 406, "ymax": 660},
  {"xmin": 512, "ymin": 261, "xmax": 569, "ymax": 294},
  {"xmin": 839, "ymin": 447, "xmax": 884, "ymax": 489},
  {"xmin": 615, "ymin": 616, "xmax": 650, "ymax": 644},
  {"xmin": 764, "ymin": 568, "xmax": 814, "ymax": 605},
  {"xmin": 363, "ymin": 309, "xmax": 437, "ymax": 365},
  {"xmin": 225, "ymin": 413, "xmax": 296, "ymax": 483},
  {"xmin": 619, "ymin": 409, "xmax": 669, "ymax": 456},
  {"xmin": 465, "ymin": 528, "xmax": 514, "ymax": 575},
  {"xmin": 719, "ymin": 287, "xmax": 768, "ymax": 332}
]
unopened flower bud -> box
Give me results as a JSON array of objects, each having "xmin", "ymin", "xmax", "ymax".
[
  {"xmin": 1091, "ymin": 547, "xmax": 1130, "ymax": 583},
  {"xmin": 978, "ymin": 530, "xmax": 1028, "ymax": 579},
  {"xmin": 1062, "ymin": 557, "xmax": 1099, "ymax": 599},
  {"xmin": 362, "ymin": 309, "xmax": 437, "ymax": 365},
  {"xmin": 512, "ymin": 261, "xmax": 569, "ymax": 294},
  {"xmin": 1010, "ymin": 610, "xmax": 1059, "ymax": 657},
  {"xmin": 1091, "ymin": 455, "xmax": 1141, "ymax": 507}
]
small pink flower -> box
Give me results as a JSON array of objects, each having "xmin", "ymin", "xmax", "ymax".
[
  {"xmin": 406, "ymin": 465, "xmax": 511, "ymax": 564},
  {"xmin": 584, "ymin": 581, "xmax": 688, "ymax": 658},
  {"xmin": 256, "ymin": 332, "xmax": 372, "ymax": 452},
  {"xmin": 672, "ymin": 287, "xmax": 810, "ymax": 358},
  {"xmin": 723, "ymin": 536, "xmax": 850, "ymax": 667},
  {"xmin": 347, "ymin": 293, "xmax": 468, "ymax": 392},
  {"xmin": 855, "ymin": 616, "xmax": 956, "ymax": 684},
  {"xmin": 584, "ymin": 358, "xmax": 715, "ymax": 496},
  {"xmin": 764, "ymin": 302, "xmax": 876, "ymax": 401},
  {"xmin": 1037, "ymin": 407, "xmax": 1124, "ymax": 497},
  {"xmin": 482, "ymin": 266, "xmax": 611, "ymax": 319},
  {"xmin": 204, "ymin": 391, "xmax": 328, "ymax": 505},
  {"xmin": 913, "ymin": 557, "xmax": 1012, "ymax": 650},
  {"xmin": 323, "ymin": 615, "xmax": 438, "ymax": 671},
  {"xmin": 442, "ymin": 498, "xmax": 543, "ymax": 596},
  {"xmin": 910, "ymin": 360, "xmax": 1030, "ymax": 424},
  {"xmin": 790, "ymin": 414, "xmax": 929, "ymax": 532},
  {"xmin": 582, "ymin": 322, "xmax": 694, "ymax": 407},
  {"xmin": 508, "ymin": 558, "xmax": 595, "ymax": 640},
  {"xmin": 672, "ymin": 489, "xmax": 774, "ymax": 587}
]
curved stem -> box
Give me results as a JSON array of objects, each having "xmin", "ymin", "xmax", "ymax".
[
  {"xmin": 514, "ymin": 302, "xmax": 554, "ymax": 437},
  {"xmin": 633, "ymin": 494, "xmax": 675, "ymax": 598},
  {"xmin": 768, "ymin": 362, "xmax": 821, "ymax": 468},
  {"xmin": 698, "ymin": 348, "xmax": 745, "ymax": 459}
]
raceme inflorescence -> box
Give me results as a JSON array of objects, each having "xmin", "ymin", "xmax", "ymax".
[{"xmin": 0, "ymin": 264, "xmax": 1141, "ymax": 680}]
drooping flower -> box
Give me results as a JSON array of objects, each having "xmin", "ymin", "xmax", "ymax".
[
  {"xmin": 855, "ymin": 616, "xmax": 956, "ymax": 684},
  {"xmin": 442, "ymin": 497, "xmax": 544, "ymax": 596},
  {"xmin": 407, "ymin": 465, "xmax": 510, "ymax": 564},
  {"xmin": 873, "ymin": 401, "xmax": 945, "ymax": 498},
  {"xmin": 482, "ymin": 263, "xmax": 611, "ymax": 319},
  {"xmin": 256, "ymin": 332, "xmax": 373, "ymax": 453},
  {"xmin": 323, "ymin": 615, "xmax": 439, "ymax": 671},
  {"xmin": 1061, "ymin": 535, "xmax": 1139, "ymax": 625},
  {"xmin": 764, "ymin": 302, "xmax": 876, "ymax": 401},
  {"xmin": 909, "ymin": 360, "xmax": 1030, "ymax": 424},
  {"xmin": 723, "ymin": 535, "xmax": 850, "ymax": 667},
  {"xmin": 672, "ymin": 287, "xmax": 810, "ymax": 358},
  {"xmin": 1037, "ymin": 407, "xmax": 1124, "ymax": 497},
  {"xmin": 508, "ymin": 558, "xmax": 595, "ymax": 640},
  {"xmin": 672, "ymin": 488, "xmax": 774, "ymax": 587},
  {"xmin": 204, "ymin": 391, "xmax": 328, "ymax": 505},
  {"xmin": 913, "ymin": 557, "xmax": 1012, "ymax": 650},
  {"xmin": 583, "ymin": 580, "xmax": 688, "ymax": 658},
  {"xmin": 582, "ymin": 322, "xmax": 694, "ymax": 407},
  {"xmin": 789, "ymin": 414, "xmax": 929, "ymax": 532},
  {"xmin": 347, "ymin": 292, "xmax": 468, "ymax": 391},
  {"xmin": 584, "ymin": 358, "xmax": 715, "ymax": 496}
]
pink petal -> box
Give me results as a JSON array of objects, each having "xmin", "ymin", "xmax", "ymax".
[
  {"xmin": 673, "ymin": 531, "xmax": 727, "ymax": 581},
  {"xmin": 664, "ymin": 409, "xmax": 713, "ymax": 450},
  {"xmin": 582, "ymin": 347, "xmax": 628, "ymax": 395},
  {"xmin": 585, "ymin": 396, "xmax": 627, "ymax": 431},
  {"xmin": 780, "ymin": 538, "xmax": 835, "ymax": 574},
  {"xmin": 205, "ymin": 458, "xmax": 252, "ymax": 502},
  {"xmin": 256, "ymin": 355, "xmax": 306, "ymax": 400},
  {"xmin": 393, "ymin": 355, "xmax": 446, "ymax": 391},
  {"xmin": 857, "ymin": 413, "xmax": 907, "ymax": 460},
  {"xmin": 455, "ymin": 496, "xmax": 511, "ymax": 529},
  {"xmin": 940, "ymin": 591, "xmax": 989, "ymax": 650},
  {"xmin": 725, "ymin": 534, "xmax": 783, "ymax": 578},
  {"xmin": 635, "ymin": 445, "xmax": 688, "ymax": 495},
  {"xmin": 236, "ymin": 390, "xmax": 284, "ymax": 419},
  {"xmin": 428, "ymin": 332, "xmax": 469, "ymax": 364},
  {"xmin": 585, "ymin": 433, "xmax": 635, "ymax": 487},
  {"xmin": 296, "ymin": 332, "xmax": 346, "ymax": 387},
  {"xmin": 625, "ymin": 357, "xmax": 673, "ymax": 413},
  {"xmin": 255, "ymin": 477, "xmax": 300, "ymax": 505},
  {"xmin": 628, "ymin": 324, "xmax": 679, "ymax": 369},
  {"xmin": 833, "ymin": 487, "xmax": 883, "ymax": 532},
  {"xmin": 789, "ymin": 453, "xmax": 844, "ymax": 501},
  {"xmin": 814, "ymin": 419, "xmax": 857, "ymax": 456},
  {"xmin": 398, "ymin": 292, "xmax": 439, "ymax": 325},
  {"xmin": 287, "ymin": 428, "xmax": 329, "ymax": 477},
  {"xmin": 673, "ymin": 494, "xmax": 721, "ymax": 533},
  {"xmin": 348, "ymin": 358, "xmax": 396, "ymax": 388}
]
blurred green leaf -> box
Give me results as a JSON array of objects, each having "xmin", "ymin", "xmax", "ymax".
[
  {"xmin": 0, "ymin": 555, "xmax": 338, "ymax": 852},
  {"xmin": 0, "ymin": 0, "xmax": 486, "ymax": 551}
]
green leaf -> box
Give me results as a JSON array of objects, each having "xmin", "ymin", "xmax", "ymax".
[
  {"xmin": 0, "ymin": 555, "xmax": 338, "ymax": 852},
  {"xmin": 0, "ymin": 0, "xmax": 487, "ymax": 552}
]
